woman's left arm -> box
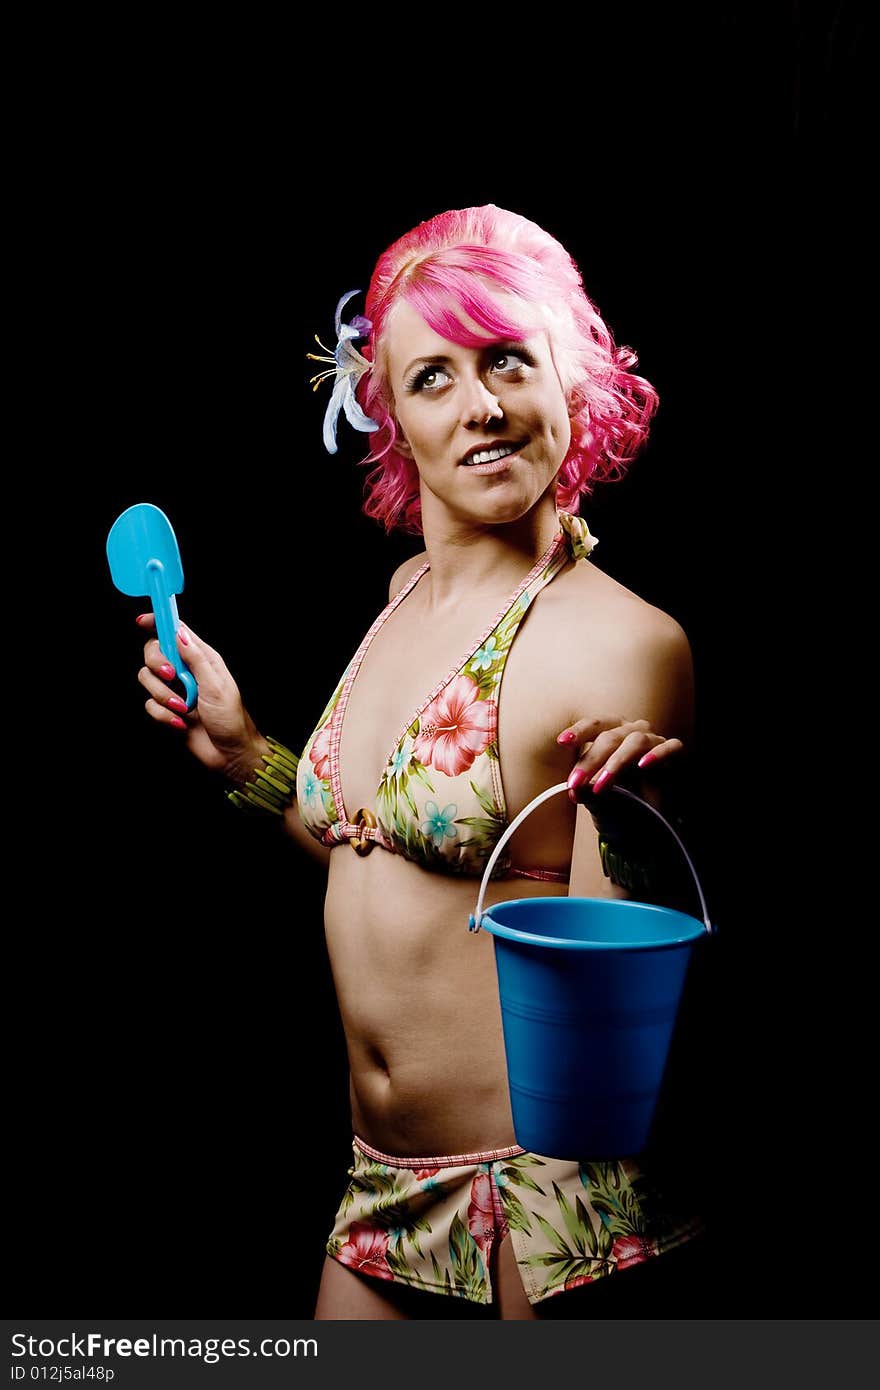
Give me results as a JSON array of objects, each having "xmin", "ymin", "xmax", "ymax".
[
  {"xmin": 559, "ymin": 615, "xmax": 695, "ymax": 795},
  {"xmin": 560, "ymin": 615, "xmax": 697, "ymax": 907}
]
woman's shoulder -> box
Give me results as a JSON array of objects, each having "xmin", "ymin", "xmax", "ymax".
[
  {"xmin": 562, "ymin": 556, "xmax": 688, "ymax": 646},
  {"xmin": 388, "ymin": 550, "xmax": 429, "ymax": 600},
  {"xmin": 551, "ymin": 560, "xmax": 694, "ymax": 738}
]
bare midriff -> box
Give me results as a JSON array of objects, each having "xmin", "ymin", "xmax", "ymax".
[{"xmin": 324, "ymin": 845, "xmax": 570, "ymax": 1157}]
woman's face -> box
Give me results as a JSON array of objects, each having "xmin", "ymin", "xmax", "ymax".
[{"xmin": 384, "ymin": 298, "xmax": 572, "ymax": 525}]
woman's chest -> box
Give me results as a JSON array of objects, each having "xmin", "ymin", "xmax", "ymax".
[
  {"xmin": 334, "ymin": 574, "xmax": 591, "ymax": 830},
  {"xmin": 335, "ymin": 597, "xmax": 504, "ymax": 816}
]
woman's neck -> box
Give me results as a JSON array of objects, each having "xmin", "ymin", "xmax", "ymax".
[{"xmin": 417, "ymin": 495, "xmax": 562, "ymax": 616}]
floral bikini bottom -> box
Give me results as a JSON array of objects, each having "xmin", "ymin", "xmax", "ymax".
[{"xmin": 326, "ymin": 1134, "xmax": 704, "ymax": 1307}]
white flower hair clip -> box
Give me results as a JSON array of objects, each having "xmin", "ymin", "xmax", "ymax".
[{"xmin": 306, "ymin": 289, "xmax": 380, "ymax": 454}]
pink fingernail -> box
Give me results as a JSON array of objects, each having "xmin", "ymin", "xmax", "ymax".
[
  {"xmin": 167, "ymin": 696, "xmax": 188, "ymax": 714},
  {"xmin": 135, "ymin": 612, "xmax": 150, "ymax": 623},
  {"xmin": 637, "ymin": 751, "xmax": 657, "ymax": 768},
  {"xmin": 177, "ymin": 624, "xmax": 190, "ymax": 646},
  {"xmin": 557, "ymin": 730, "xmax": 576, "ymax": 744},
  {"xmin": 567, "ymin": 768, "xmax": 587, "ymax": 791},
  {"xmin": 159, "ymin": 663, "xmax": 175, "ymax": 679},
  {"xmin": 170, "ymin": 716, "xmax": 187, "ymax": 730},
  {"xmin": 591, "ymin": 769, "xmax": 613, "ymax": 793}
]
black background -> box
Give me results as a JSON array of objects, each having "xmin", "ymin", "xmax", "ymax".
[{"xmin": 11, "ymin": 7, "xmax": 868, "ymax": 1317}]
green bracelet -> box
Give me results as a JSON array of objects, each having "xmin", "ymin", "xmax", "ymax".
[
  {"xmin": 226, "ymin": 736, "xmax": 300, "ymax": 816},
  {"xmin": 596, "ymin": 806, "xmax": 691, "ymax": 899},
  {"xmin": 598, "ymin": 836, "xmax": 665, "ymax": 897}
]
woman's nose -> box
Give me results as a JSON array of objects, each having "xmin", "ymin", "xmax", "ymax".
[{"xmin": 460, "ymin": 375, "xmax": 504, "ymax": 426}]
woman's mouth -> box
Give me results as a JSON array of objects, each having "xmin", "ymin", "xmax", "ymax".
[{"xmin": 458, "ymin": 440, "xmax": 527, "ymax": 474}]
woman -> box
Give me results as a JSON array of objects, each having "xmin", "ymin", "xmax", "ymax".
[{"xmin": 133, "ymin": 205, "xmax": 703, "ymax": 1318}]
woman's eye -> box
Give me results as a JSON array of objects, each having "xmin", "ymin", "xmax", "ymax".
[
  {"xmin": 492, "ymin": 347, "xmax": 525, "ymax": 369},
  {"xmin": 411, "ymin": 366, "xmax": 450, "ymax": 394}
]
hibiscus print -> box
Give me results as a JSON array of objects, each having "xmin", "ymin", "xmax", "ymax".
[
  {"xmin": 412, "ymin": 674, "xmax": 497, "ymax": 777},
  {"xmin": 337, "ymin": 1221, "xmax": 393, "ymax": 1281},
  {"xmin": 467, "ymin": 1172, "xmax": 506, "ymax": 1256},
  {"xmin": 309, "ymin": 722, "xmax": 333, "ymax": 782},
  {"xmin": 612, "ymin": 1233, "xmax": 656, "ymax": 1270}
]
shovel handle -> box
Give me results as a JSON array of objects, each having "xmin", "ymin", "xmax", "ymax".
[
  {"xmin": 468, "ymin": 781, "xmax": 714, "ymax": 936},
  {"xmin": 146, "ymin": 559, "xmax": 198, "ymax": 711}
]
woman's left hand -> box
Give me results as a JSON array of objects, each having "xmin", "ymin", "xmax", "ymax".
[{"xmin": 556, "ymin": 717, "xmax": 684, "ymax": 802}]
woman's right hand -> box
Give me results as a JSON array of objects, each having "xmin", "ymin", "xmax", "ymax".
[{"xmin": 135, "ymin": 613, "xmax": 266, "ymax": 786}]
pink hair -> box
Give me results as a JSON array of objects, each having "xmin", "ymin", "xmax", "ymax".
[{"xmin": 350, "ymin": 205, "xmax": 659, "ymax": 537}]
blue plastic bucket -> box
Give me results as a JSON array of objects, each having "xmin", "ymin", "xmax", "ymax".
[{"xmin": 468, "ymin": 781, "xmax": 714, "ymax": 1159}]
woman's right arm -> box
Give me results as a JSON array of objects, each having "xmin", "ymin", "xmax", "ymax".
[{"xmin": 135, "ymin": 613, "xmax": 332, "ymax": 870}]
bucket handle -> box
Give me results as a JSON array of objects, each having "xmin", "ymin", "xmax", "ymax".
[{"xmin": 468, "ymin": 781, "xmax": 715, "ymax": 936}]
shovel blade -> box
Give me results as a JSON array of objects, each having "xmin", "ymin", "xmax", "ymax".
[{"xmin": 107, "ymin": 502, "xmax": 185, "ymax": 596}]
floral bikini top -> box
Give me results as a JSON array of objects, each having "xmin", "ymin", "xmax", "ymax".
[{"xmin": 296, "ymin": 511, "xmax": 598, "ymax": 882}]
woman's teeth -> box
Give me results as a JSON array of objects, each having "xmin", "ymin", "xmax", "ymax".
[{"xmin": 462, "ymin": 443, "xmax": 519, "ymax": 466}]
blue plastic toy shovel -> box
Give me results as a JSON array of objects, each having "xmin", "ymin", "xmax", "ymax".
[{"xmin": 106, "ymin": 502, "xmax": 198, "ymax": 710}]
